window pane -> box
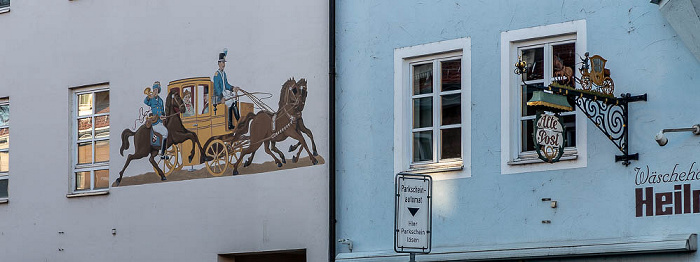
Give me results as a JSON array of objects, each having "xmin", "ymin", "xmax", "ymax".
[
  {"xmin": 563, "ymin": 114, "xmax": 576, "ymax": 147},
  {"xmin": 78, "ymin": 93, "xmax": 93, "ymax": 116},
  {"xmin": 75, "ymin": 171, "xmax": 91, "ymax": 191},
  {"xmin": 94, "ymin": 169, "xmax": 109, "ymax": 190},
  {"xmin": 521, "ymin": 47, "xmax": 544, "ymax": 81},
  {"xmin": 77, "ymin": 142, "xmax": 93, "ymax": 164},
  {"xmin": 0, "ymin": 179, "xmax": 7, "ymax": 199},
  {"xmin": 0, "ymin": 127, "xmax": 8, "ymax": 150},
  {"xmin": 0, "ymin": 151, "xmax": 7, "ymax": 172},
  {"xmin": 182, "ymin": 86, "xmax": 195, "ymax": 117},
  {"xmin": 95, "ymin": 91, "xmax": 110, "ymax": 114},
  {"xmin": 413, "ymin": 97, "xmax": 433, "ymax": 129},
  {"xmin": 413, "ymin": 131, "xmax": 433, "ymax": 162},
  {"xmin": 441, "ymin": 94, "xmax": 461, "ymax": 125},
  {"xmin": 77, "ymin": 117, "xmax": 93, "ymax": 140},
  {"xmin": 552, "ymin": 43, "xmax": 576, "ymax": 87},
  {"xmin": 521, "ymin": 120, "xmax": 535, "ymax": 152},
  {"xmin": 413, "ymin": 63, "xmax": 433, "ymax": 95},
  {"xmin": 0, "ymin": 104, "xmax": 8, "ymax": 126},
  {"xmin": 0, "ymin": 0, "xmax": 8, "ymax": 8},
  {"xmin": 441, "ymin": 128, "xmax": 461, "ymax": 159},
  {"xmin": 521, "ymin": 84, "xmax": 543, "ymax": 117},
  {"xmin": 95, "ymin": 140, "xmax": 109, "ymax": 163},
  {"xmin": 199, "ymin": 85, "xmax": 210, "ymax": 115},
  {"xmin": 95, "ymin": 115, "xmax": 110, "ymax": 139},
  {"xmin": 441, "ymin": 60, "xmax": 461, "ymax": 91}
]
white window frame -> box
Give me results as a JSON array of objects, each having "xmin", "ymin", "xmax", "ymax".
[
  {"xmin": 0, "ymin": 0, "xmax": 9, "ymax": 14},
  {"xmin": 500, "ymin": 20, "xmax": 588, "ymax": 174},
  {"xmin": 394, "ymin": 37, "xmax": 471, "ymax": 180},
  {"xmin": 71, "ymin": 85, "xmax": 110, "ymax": 194},
  {"xmin": 0, "ymin": 98, "xmax": 8, "ymax": 202}
]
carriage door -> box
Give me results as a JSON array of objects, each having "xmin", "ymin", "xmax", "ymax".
[
  {"xmin": 180, "ymin": 85, "xmax": 197, "ymax": 165},
  {"xmin": 196, "ymin": 83, "xmax": 212, "ymax": 140}
]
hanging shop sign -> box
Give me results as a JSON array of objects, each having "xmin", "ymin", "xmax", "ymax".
[
  {"xmin": 533, "ymin": 113, "xmax": 566, "ymax": 163},
  {"xmin": 515, "ymin": 53, "xmax": 647, "ymax": 165},
  {"xmin": 395, "ymin": 173, "xmax": 432, "ymax": 254}
]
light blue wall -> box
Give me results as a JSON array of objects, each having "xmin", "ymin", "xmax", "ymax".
[{"xmin": 336, "ymin": 0, "xmax": 700, "ymax": 259}]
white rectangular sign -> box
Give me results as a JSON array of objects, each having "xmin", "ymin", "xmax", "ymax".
[{"xmin": 395, "ymin": 173, "xmax": 432, "ymax": 254}]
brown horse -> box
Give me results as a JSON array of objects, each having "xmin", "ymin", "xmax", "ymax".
[
  {"xmin": 554, "ymin": 56, "xmax": 574, "ymax": 86},
  {"xmin": 281, "ymin": 78, "xmax": 318, "ymax": 158},
  {"xmin": 232, "ymin": 78, "xmax": 317, "ymax": 175},
  {"xmin": 115, "ymin": 89, "xmax": 207, "ymax": 185}
]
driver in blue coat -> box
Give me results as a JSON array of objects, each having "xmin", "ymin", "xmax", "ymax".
[{"xmin": 213, "ymin": 48, "xmax": 241, "ymax": 130}]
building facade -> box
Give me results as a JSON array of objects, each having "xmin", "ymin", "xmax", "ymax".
[
  {"xmin": 0, "ymin": 1, "xmax": 330, "ymax": 261},
  {"xmin": 335, "ymin": 0, "xmax": 700, "ymax": 261}
]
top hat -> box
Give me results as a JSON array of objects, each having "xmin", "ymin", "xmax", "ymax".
[{"xmin": 218, "ymin": 48, "xmax": 228, "ymax": 62}]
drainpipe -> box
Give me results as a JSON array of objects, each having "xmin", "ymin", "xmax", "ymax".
[{"xmin": 328, "ymin": 0, "xmax": 336, "ymax": 261}]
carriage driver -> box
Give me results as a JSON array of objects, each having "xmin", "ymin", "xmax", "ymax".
[
  {"xmin": 144, "ymin": 81, "xmax": 169, "ymax": 158},
  {"xmin": 213, "ymin": 48, "xmax": 241, "ymax": 130}
]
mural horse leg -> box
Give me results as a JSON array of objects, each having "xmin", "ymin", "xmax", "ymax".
[
  {"xmin": 287, "ymin": 118, "xmax": 318, "ymax": 156},
  {"xmin": 116, "ymin": 126, "xmax": 167, "ymax": 186}
]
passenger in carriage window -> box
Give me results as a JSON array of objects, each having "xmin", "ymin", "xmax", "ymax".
[{"xmin": 182, "ymin": 88, "xmax": 194, "ymax": 117}]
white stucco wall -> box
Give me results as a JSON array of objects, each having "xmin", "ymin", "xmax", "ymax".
[{"xmin": 0, "ymin": 1, "xmax": 329, "ymax": 261}]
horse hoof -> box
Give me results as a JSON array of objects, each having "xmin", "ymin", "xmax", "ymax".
[
  {"xmin": 292, "ymin": 156, "xmax": 298, "ymax": 163},
  {"xmin": 244, "ymin": 161, "xmax": 251, "ymax": 167},
  {"xmin": 282, "ymin": 159, "xmax": 287, "ymax": 164},
  {"xmin": 312, "ymin": 158, "xmax": 318, "ymax": 165},
  {"xmin": 161, "ymin": 177, "xmax": 167, "ymax": 181},
  {"xmin": 277, "ymin": 162, "xmax": 283, "ymax": 168},
  {"xmin": 313, "ymin": 151, "xmax": 318, "ymax": 156},
  {"xmin": 115, "ymin": 178, "xmax": 121, "ymax": 186},
  {"xmin": 233, "ymin": 170, "xmax": 239, "ymax": 176},
  {"xmin": 288, "ymin": 145, "xmax": 295, "ymax": 152}
]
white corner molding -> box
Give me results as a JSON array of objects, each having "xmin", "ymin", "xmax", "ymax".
[
  {"xmin": 336, "ymin": 234, "xmax": 697, "ymax": 262},
  {"xmin": 656, "ymin": 0, "xmax": 700, "ymax": 63}
]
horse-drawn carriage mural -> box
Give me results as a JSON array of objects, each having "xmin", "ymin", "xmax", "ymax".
[{"xmin": 115, "ymin": 50, "xmax": 321, "ymax": 186}]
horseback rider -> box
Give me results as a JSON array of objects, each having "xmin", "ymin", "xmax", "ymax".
[
  {"xmin": 144, "ymin": 81, "xmax": 168, "ymax": 158},
  {"xmin": 213, "ymin": 48, "xmax": 241, "ymax": 130}
]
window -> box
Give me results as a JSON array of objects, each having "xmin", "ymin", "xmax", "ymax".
[
  {"xmin": 0, "ymin": 100, "xmax": 8, "ymax": 201},
  {"xmin": 394, "ymin": 37, "xmax": 471, "ymax": 178},
  {"xmin": 500, "ymin": 20, "xmax": 587, "ymax": 174},
  {"xmin": 0, "ymin": 0, "xmax": 9, "ymax": 13},
  {"xmin": 73, "ymin": 86, "xmax": 110, "ymax": 192}
]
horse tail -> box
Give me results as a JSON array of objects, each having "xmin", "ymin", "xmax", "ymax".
[
  {"xmin": 233, "ymin": 112, "xmax": 256, "ymax": 139},
  {"xmin": 120, "ymin": 128, "xmax": 136, "ymax": 156}
]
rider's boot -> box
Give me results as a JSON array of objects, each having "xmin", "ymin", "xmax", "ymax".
[
  {"xmin": 160, "ymin": 138, "xmax": 169, "ymax": 160},
  {"xmin": 228, "ymin": 101, "xmax": 240, "ymax": 130}
]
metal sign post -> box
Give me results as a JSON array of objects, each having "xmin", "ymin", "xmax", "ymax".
[{"xmin": 395, "ymin": 173, "xmax": 432, "ymax": 260}]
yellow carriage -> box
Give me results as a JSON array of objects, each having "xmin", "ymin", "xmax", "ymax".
[{"xmin": 154, "ymin": 77, "xmax": 253, "ymax": 176}]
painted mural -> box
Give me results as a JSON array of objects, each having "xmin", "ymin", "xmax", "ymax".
[{"xmin": 114, "ymin": 49, "xmax": 322, "ymax": 187}]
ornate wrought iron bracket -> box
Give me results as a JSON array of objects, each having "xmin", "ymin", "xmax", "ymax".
[{"xmin": 532, "ymin": 84, "xmax": 647, "ymax": 166}]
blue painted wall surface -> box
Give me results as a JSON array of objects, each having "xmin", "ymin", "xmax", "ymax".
[{"xmin": 336, "ymin": 0, "xmax": 700, "ymax": 259}]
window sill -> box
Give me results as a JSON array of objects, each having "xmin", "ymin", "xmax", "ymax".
[
  {"xmin": 508, "ymin": 154, "xmax": 578, "ymax": 165},
  {"xmin": 66, "ymin": 190, "xmax": 109, "ymax": 198},
  {"xmin": 408, "ymin": 161, "xmax": 463, "ymax": 174},
  {"xmin": 0, "ymin": 199, "xmax": 7, "ymax": 204},
  {"xmin": 0, "ymin": 7, "xmax": 9, "ymax": 14}
]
